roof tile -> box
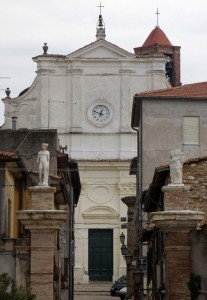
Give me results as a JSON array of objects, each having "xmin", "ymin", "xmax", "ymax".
[
  {"xmin": 136, "ymin": 82, "xmax": 207, "ymax": 98},
  {"xmin": 142, "ymin": 26, "xmax": 172, "ymax": 47}
]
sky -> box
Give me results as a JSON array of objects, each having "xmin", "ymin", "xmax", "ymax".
[{"xmin": 0, "ymin": 0, "xmax": 207, "ymax": 125}]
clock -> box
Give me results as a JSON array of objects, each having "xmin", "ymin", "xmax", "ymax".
[
  {"xmin": 92, "ymin": 105, "xmax": 110, "ymax": 123},
  {"xmin": 87, "ymin": 101, "xmax": 113, "ymax": 127}
]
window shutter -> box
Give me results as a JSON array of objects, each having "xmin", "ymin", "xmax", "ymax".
[{"xmin": 183, "ymin": 117, "xmax": 199, "ymax": 145}]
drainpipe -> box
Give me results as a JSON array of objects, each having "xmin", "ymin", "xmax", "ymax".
[
  {"xmin": 132, "ymin": 100, "xmax": 143, "ymax": 300},
  {"xmin": 69, "ymin": 185, "xmax": 74, "ymax": 300}
]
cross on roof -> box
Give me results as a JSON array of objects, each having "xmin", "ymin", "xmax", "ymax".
[
  {"xmin": 97, "ymin": 2, "xmax": 104, "ymax": 15},
  {"xmin": 155, "ymin": 8, "xmax": 160, "ymax": 26}
]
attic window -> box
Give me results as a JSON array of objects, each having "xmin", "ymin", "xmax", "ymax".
[{"xmin": 183, "ymin": 116, "xmax": 200, "ymax": 145}]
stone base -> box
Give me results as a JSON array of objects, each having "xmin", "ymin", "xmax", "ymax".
[
  {"xmin": 149, "ymin": 210, "xmax": 204, "ymax": 232},
  {"xmin": 29, "ymin": 186, "xmax": 56, "ymax": 210},
  {"xmin": 161, "ymin": 184, "xmax": 190, "ymax": 210}
]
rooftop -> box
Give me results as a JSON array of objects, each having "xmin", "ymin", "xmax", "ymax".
[
  {"xmin": 142, "ymin": 26, "xmax": 172, "ymax": 47},
  {"xmin": 136, "ymin": 81, "xmax": 207, "ymax": 98}
]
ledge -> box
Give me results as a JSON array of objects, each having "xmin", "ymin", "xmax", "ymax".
[{"xmin": 149, "ymin": 210, "xmax": 204, "ymax": 232}]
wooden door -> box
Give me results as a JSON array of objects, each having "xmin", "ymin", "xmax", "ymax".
[{"xmin": 89, "ymin": 229, "xmax": 113, "ymax": 281}]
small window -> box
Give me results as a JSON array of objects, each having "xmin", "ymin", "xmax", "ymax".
[{"xmin": 183, "ymin": 116, "xmax": 200, "ymax": 145}]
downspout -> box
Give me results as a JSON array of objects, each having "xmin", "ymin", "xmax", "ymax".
[
  {"xmin": 132, "ymin": 99, "xmax": 143, "ymax": 300},
  {"xmin": 69, "ymin": 185, "xmax": 74, "ymax": 300}
]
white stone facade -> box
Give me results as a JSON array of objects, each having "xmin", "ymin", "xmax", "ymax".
[{"xmin": 2, "ymin": 23, "xmax": 170, "ymax": 283}]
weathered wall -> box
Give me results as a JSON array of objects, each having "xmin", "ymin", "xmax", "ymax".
[
  {"xmin": 142, "ymin": 99, "xmax": 207, "ymax": 190},
  {"xmin": 0, "ymin": 129, "xmax": 58, "ymax": 175},
  {"xmin": 183, "ymin": 159, "xmax": 207, "ymax": 220}
]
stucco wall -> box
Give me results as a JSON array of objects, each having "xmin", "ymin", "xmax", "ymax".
[
  {"xmin": 0, "ymin": 129, "xmax": 58, "ymax": 175},
  {"xmin": 142, "ymin": 99, "xmax": 207, "ymax": 190}
]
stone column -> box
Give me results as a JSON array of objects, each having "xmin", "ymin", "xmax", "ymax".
[
  {"xmin": 17, "ymin": 186, "xmax": 67, "ymax": 300},
  {"xmin": 149, "ymin": 185, "xmax": 204, "ymax": 300}
]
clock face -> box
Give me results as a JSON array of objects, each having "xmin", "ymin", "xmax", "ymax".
[{"xmin": 91, "ymin": 105, "xmax": 110, "ymax": 124}]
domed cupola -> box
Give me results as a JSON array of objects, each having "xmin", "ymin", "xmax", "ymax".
[
  {"xmin": 142, "ymin": 26, "xmax": 172, "ymax": 47},
  {"xmin": 134, "ymin": 9, "xmax": 181, "ymax": 87}
]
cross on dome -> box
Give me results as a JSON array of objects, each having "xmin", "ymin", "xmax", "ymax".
[
  {"xmin": 97, "ymin": 2, "xmax": 104, "ymax": 15},
  {"xmin": 155, "ymin": 8, "xmax": 160, "ymax": 27}
]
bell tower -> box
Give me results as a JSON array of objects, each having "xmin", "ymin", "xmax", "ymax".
[
  {"xmin": 96, "ymin": 3, "xmax": 106, "ymax": 40},
  {"xmin": 134, "ymin": 9, "xmax": 181, "ymax": 87}
]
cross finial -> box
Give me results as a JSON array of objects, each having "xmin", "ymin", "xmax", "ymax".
[
  {"xmin": 155, "ymin": 8, "xmax": 160, "ymax": 26},
  {"xmin": 98, "ymin": 2, "xmax": 104, "ymax": 15}
]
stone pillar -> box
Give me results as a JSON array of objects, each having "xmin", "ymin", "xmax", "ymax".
[
  {"xmin": 17, "ymin": 186, "xmax": 67, "ymax": 300},
  {"xmin": 149, "ymin": 185, "xmax": 204, "ymax": 300}
]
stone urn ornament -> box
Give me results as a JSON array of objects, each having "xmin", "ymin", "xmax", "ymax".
[{"xmin": 43, "ymin": 43, "xmax": 48, "ymax": 55}]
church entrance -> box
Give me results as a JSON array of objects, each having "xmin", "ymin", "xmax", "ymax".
[{"xmin": 88, "ymin": 229, "xmax": 113, "ymax": 281}]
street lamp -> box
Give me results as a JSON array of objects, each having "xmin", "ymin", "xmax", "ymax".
[
  {"xmin": 121, "ymin": 244, "xmax": 127, "ymax": 256},
  {"xmin": 125, "ymin": 251, "xmax": 133, "ymax": 267},
  {"xmin": 133, "ymin": 270, "xmax": 144, "ymax": 300},
  {"xmin": 133, "ymin": 270, "xmax": 143, "ymax": 286},
  {"xmin": 120, "ymin": 232, "xmax": 125, "ymax": 245}
]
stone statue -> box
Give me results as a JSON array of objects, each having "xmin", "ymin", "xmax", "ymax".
[
  {"xmin": 37, "ymin": 143, "xmax": 50, "ymax": 186},
  {"xmin": 169, "ymin": 149, "xmax": 185, "ymax": 185}
]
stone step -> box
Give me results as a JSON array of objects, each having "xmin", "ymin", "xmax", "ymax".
[{"xmin": 74, "ymin": 282, "xmax": 112, "ymax": 293}]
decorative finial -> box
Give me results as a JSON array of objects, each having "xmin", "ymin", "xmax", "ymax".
[
  {"xmin": 155, "ymin": 8, "xmax": 160, "ymax": 27},
  {"xmin": 43, "ymin": 43, "xmax": 48, "ymax": 55},
  {"xmin": 5, "ymin": 87, "xmax": 11, "ymax": 98}
]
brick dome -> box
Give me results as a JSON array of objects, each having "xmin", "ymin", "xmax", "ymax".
[{"xmin": 142, "ymin": 26, "xmax": 172, "ymax": 47}]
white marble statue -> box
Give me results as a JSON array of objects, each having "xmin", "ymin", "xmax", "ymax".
[
  {"xmin": 37, "ymin": 143, "xmax": 50, "ymax": 186},
  {"xmin": 169, "ymin": 149, "xmax": 185, "ymax": 185}
]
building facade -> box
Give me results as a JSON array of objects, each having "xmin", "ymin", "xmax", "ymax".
[
  {"xmin": 131, "ymin": 81, "xmax": 207, "ymax": 191},
  {"xmin": 1, "ymin": 14, "xmax": 178, "ymax": 283},
  {"xmin": 131, "ymin": 82, "xmax": 207, "ymax": 299}
]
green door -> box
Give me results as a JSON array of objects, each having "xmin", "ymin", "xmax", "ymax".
[{"xmin": 89, "ymin": 229, "xmax": 113, "ymax": 281}]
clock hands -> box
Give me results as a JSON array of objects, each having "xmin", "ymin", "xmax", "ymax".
[{"xmin": 93, "ymin": 109, "xmax": 104, "ymax": 117}]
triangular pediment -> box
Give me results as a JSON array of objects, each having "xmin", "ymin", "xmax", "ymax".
[{"xmin": 67, "ymin": 39, "xmax": 134, "ymax": 59}]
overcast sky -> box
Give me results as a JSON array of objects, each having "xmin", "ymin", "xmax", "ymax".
[{"xmin": 0, "ymin": 0, "xmax": 207, "ymax": 125}]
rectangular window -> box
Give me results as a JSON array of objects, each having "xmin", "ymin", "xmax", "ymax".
[{"xmin": 183, "ymin": 116, "xmax": 200, "ymax": 145}]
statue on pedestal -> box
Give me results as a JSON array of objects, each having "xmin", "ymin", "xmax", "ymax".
[
  {"xmin": 169, "ymin": 149, "xmax": 185, "ymax": 185},
  {"xmin": 37, "ymin": 143, "xmax": 50, "ymax": 186}
]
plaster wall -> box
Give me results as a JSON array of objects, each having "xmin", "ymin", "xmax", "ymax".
[
  {"xmin": 74, "ymin": 161, "xmax": 135, "ymax": 283},
  {"xmin": 142, "ymin": 99, "xmax": 207, "ymax": 189}
]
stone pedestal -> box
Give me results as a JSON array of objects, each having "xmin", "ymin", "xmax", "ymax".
[
  {"xmin": 17, "ymin": 186, "xmax": 67, "ymax": 300},
  {"xmin": 150, "ymin": 184, "xmax": 204, "ymax": 300}
]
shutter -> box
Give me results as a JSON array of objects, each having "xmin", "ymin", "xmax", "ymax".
[{"xmin": 183, "ymin": 117, "xmax": 199, "ymax": 145}]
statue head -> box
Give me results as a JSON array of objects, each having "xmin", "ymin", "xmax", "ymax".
[{"xmin": 40, "ymin": 143, "xmax": 49, "ymax": 150}]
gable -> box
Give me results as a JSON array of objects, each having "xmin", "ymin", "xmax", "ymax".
[{"xmin": 67, "ymin": 39, "xmax": 135, "ymax": 60}]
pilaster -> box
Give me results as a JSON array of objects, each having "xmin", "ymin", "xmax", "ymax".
[{"xmin": 17, "ymin": 186, "xmax": 67, "ymax": 300}]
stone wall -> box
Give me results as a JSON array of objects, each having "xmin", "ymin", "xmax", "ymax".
[{"xmin": 183, "ymin": 158, "xmax": 207, "ymax": 221}]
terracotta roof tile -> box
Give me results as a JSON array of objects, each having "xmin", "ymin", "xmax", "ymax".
[
  {"xmin": 142, "ymin": 26, "xmax": 172, "ymax": 47},
  {"xmin": 136, "ymin": 82, "xmax": 207, "ymax": 98},
  {"xmin": 0, "ymin": 151, "xmax": 18, "ymax": 159}
]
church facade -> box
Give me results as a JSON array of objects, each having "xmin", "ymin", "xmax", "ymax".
[{"xmin": 2, "ymin": 13, "xmax": 178, "ymax": 283}]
